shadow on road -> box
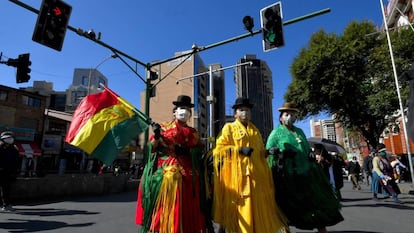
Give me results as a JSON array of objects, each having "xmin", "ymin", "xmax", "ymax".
[{"xmin": 0, "ymin": 219, "xmax": 94, "ymax": 232}]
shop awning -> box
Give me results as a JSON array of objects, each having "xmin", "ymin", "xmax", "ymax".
[{"xmin": 16, "ymin": 142, "xmax": 42, "ymax": 157}]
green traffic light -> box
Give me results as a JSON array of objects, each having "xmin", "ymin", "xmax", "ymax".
[{"xmin": 266, "ymin": 31, "xmax": 276, "ymax": 43}]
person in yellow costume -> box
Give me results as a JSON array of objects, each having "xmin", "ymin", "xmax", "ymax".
[{"xmin": 212, "ymin": 97, "xmax": 289, "ymax": 233}]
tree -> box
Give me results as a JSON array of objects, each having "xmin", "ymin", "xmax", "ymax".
[{"xmin": 286, "ymin": 21, "xmax": 414, "ymax": 149}]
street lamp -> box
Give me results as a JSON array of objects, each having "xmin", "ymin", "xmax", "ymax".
[{"xmin": 87, "ymin": 54, "xmax": 118, "ymax": 95}]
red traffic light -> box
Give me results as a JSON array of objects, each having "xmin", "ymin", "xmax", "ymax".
[
  {"xmin": 32, "ymin": 0, "xmax": 72, "ymax": 51},
  {"xmin": 52, "ymin": 6, "xmax": 62, "ymax": 16}
]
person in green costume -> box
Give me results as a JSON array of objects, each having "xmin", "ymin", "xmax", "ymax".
[{"xmin": 265, "ymin": 102, "xmax": 344, "ymax": 233}]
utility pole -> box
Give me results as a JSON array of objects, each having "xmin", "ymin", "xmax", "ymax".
[{"xmin": 379, "ymin": 0, "xmax": 414, "ymax": 187}]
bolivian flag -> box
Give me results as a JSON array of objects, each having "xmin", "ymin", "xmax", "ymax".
[{"xmin": 65, "ymin": 86, "xmax": 150, "ymax": 165}]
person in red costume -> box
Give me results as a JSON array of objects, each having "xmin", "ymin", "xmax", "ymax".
[{"xmin": 135, "ymin": 95, "xmax": 208, "ymax": 233}]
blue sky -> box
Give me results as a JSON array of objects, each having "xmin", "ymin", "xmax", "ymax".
[{"xmin": 0, "ymin": 0, "xmax": 385, "ymax": 136}]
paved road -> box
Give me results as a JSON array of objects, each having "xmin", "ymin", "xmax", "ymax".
[{"xmin": 0, "ymin": 180, "xmax": 413, "ymax": 233}]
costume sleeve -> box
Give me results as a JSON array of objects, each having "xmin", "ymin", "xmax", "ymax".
[{"xmin": 214, "ymin": 123, "xmax": 235, "ymax": 154}]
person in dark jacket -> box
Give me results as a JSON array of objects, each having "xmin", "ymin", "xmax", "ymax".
[
  {"xmin": 362, "ymin": 149, "xmax": 375, "ymax": 186},
  {"xmin": 347, "ymin": 156, "xmax": 361, "ymax": 190},
  {"xmin": 0, "ymin": 131, "xmax": 19, "ymax": 212}
]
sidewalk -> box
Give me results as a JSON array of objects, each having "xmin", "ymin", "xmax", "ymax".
[{"xmin": 397, "ymin": 181, "xmax": 414, "ymax": 194}]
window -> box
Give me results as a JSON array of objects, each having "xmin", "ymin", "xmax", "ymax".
[
  {"xmin": 82, "ymin": 76, "xmax": 89, "ymax": 86},
  {"xmin": 98, "ymin": 77, "xmax": 106, "ymax": 88},
  {"xmin": 0, "ymin": 90, "xmax": 8, "ymax": 101},
  {"xmin": 22, "ymin": 95, "xmax": 41, "ymax": 107}
]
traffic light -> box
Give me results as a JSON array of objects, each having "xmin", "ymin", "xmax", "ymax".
[
  {"xmin": 243, "ymin": 16, "xmax": 254, "ymax": 34},
  {"xmin": 32, "ymin": 0, "xmax": 72, "ymax": 51},
  {"xmin": 260, "ymin": 2, "xmax": 284, "ymax": 52},
  {"xmin": 6, "ymin": 53, "xmax": 32, "ymax": 83},
  {"xmin": 16, "ymin": 54, "xmax": 32, "ymax": 83}
]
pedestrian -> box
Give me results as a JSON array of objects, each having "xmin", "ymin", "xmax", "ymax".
[
  {"xmin": 314, "ymin": 144, "xmax": 345, "ymax": 200},
  {"xmin": 389, "ymin": 154, "xmax": 407, "ymax": 183},
  {"xmin": 266, "ymin": 102, "xmax": 344, "ymax": 233},
  {"xmin": 135, "ymin": 95, "xmax": 208, "ymax": 233},
  {"xmin": 347, "ymin": 156, "xmax": 361, "ymax": 190},
  {"xmin": 0, "ymin": 131, "xmax": 19, "ymax": 212},
  {"xmin": 371, "ymin": 143, "xmax": 402, "ymax": 203},
  {"xmin": 362, "ymin": 149, "xmax": 375, "ymax": 186},
  {"xmin": 212, "ymin": 97, "xmax": 289, "ymax": 233}
]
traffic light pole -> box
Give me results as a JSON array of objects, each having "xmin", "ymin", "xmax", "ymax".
[{"xmin": 9, "ymin": 0, "xmax": 331, "ymax": 158}]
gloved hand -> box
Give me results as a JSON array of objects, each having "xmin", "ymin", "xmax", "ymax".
[
  {"xmin": 174, "ymin": 145, "xmax": 190, "ymax": 155},
  {"xmin": 239, "ymin": 147, "xmax": 254, "ymax": 157},
  {"xmin": 152, "ymin": 123, "xmax": 161, "ymax": 140},
  {"xmin": 283, "ymin": 149, "xmax": 296, "ymax": 157},
  {"xmin": 267, "ymin": 147, "xmax": 280, "ymax": 155},
  {"xmin": 379, "ymin": 174, "xmax": 385, "ymax": 179}
]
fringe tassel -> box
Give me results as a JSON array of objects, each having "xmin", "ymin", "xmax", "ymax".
[
  {"xmin": 212, "ymin": 146, "xmax": 240, "ymax": 232},
  {"xmin": 152, "ymin": 165, "xmax": 182, "ymax": 233}
]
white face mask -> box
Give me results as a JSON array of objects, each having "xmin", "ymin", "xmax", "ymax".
[
  {"xmin": 282, "ymin": 113, "xmax": 296, "ymax": 126},
  {"xmin": 3, "ymin": 137, "xmax": 14, "ymax": 144},
  {"xmin": 175, "ymin": 108, "xmax": 191, "ymax": 122},
  {"xmin": 236, "ymin": 108, "xmax": 251, "ymax": 121}
]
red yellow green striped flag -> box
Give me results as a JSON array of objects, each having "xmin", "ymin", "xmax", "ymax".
[{"xmin": 65, "ymin": 86, "xmax": 150, "ymax": 165}]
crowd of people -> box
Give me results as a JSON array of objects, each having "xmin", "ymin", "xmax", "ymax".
[
  {"xmin": 3, "ymin": 94, "xmax": 405, "ymax": 232},
  {"xmin": 135, "ymin": 97, "xmax": 346, "ymax": 233}
]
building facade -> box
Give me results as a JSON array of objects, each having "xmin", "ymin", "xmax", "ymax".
[
  {"xmin": 66, "ymin": 68, "xmax": 108, "ymax": 112},
  {"xmin": 0, "ymin": 84, "xmax": 45, "ymax": 171},
  {"xmin": 234, "ymin": 54, "xmax": 273, "ymax": 140},
  {"xmin": 140, "ymin": 51, "xmax": 226, "ymax": 144},
  {"xmin": 384, "ymin": 0, "xmax": 414, "ymax": 28}
]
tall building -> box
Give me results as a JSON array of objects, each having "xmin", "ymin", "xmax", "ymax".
[
  {"xmin": 140, "ymin": 51, "xmax": 226, "ymax": 142},
  {"xmin": 65, "ymin": 68, "xmax": 108, "ymax": 112},
  {"xmin": 234, "ymin": 54, "xmax": 273, "ymax": 139},
  {"xmin": 309, "ymin": 118, "xmax": 337, "ymax": 141}
]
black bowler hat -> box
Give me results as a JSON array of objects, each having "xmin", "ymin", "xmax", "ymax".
[
  {"xmin": 172, "ymin": 95, "xmax": 194, "ymax": 108},
  {"xmin": 232, "ymin": 97, "xmax": 253, "ymax": 109}
]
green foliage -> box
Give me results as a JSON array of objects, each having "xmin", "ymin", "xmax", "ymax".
[{"xmin": 286, "ymin": 21, "xmax": 414, "ymax": 147}]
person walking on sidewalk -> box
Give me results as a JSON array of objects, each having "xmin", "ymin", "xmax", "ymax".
[
  {"xmin": 363, "ymin": 149, "xmax": 375, "ymax": 186},
  {"xmin": 371, "ymin": 143, "xmax": 402, "ymax": 203},
  {"xmin": 0, "ymin": 131, "xmax": 19, "ymax": 212},
  {"xmin": 347, "ymin": 156, "xmax": 361, "ymax": 190}
]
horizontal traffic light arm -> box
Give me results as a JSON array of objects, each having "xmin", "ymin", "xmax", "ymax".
[
  {"xmin": 151, "ymin": 8, "xmax": 331, "ymax": 66},
  {"xmin": 10, "ymin": 0, "xmax": 329, "ymax": 68}
]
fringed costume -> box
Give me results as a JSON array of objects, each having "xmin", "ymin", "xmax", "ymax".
[
  {"xmin": 213, "ymin": 119, "xmax": 289, "ymax": 233},
  {"xmin": 136, "ymin": 120, "xmax": 207, "ymax": 233},
  {"xmin": 266, "ymin": 124, "xmax": 344, "ymax": 230}
]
